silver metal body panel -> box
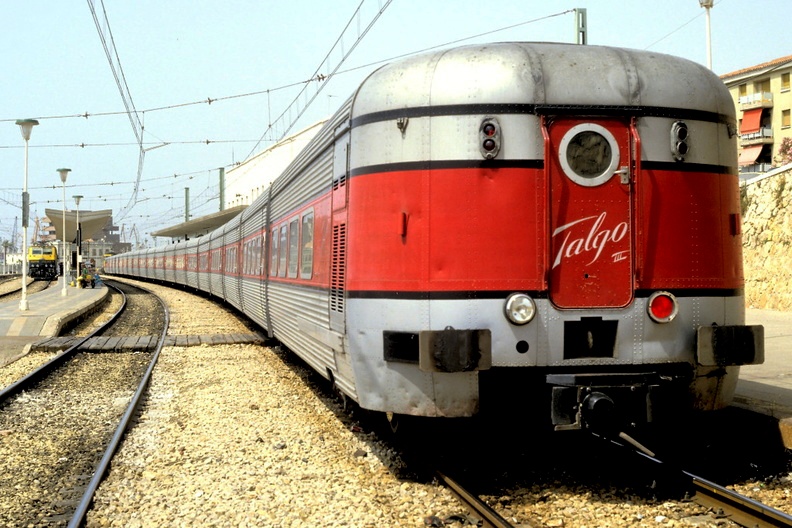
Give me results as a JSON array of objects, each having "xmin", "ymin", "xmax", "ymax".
[
  {"xmin": 208, "ymin": 230, "xmax": 224, "ymax": 298},
  {"xmin": 184, "ymin": 237, "xmax": 200, "ymax": 289},
  {"xmin": 163, "ymin": 244, "xmax": 175, "ymax": 285},
  {"xmin": 344, "ymin": 295, "xmax": 744, "ymax": 415},
  {"xmin": 151, "ymin": 247, "xmax": 165, "ymax": 283},
  {"xmin": 222, "ymin": 215, "xmax": 242, "ymax": 311}
]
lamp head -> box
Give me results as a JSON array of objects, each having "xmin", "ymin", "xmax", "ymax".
[
  {"xmin": 73, "ymin": 195, "xmax": 83, "ymax": 207},
  {"xmin": 15, "ymin": 119, "xmax": 40, "ymax": 141},
  {"xmin": 57, "ymin": 168, "xmax": 71, "ymax": 184},
  {"xmin": 698, "ymin": 0, "xmax": 714, "ymax": 7}
]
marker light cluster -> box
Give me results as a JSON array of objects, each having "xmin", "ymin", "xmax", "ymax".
[
  {"xmin": 647, "ymin": 291, "xmax": 679, "ymax": 323},
  {"xmin": 670, "ymin": 121, "xmax": 689, "ymax": 162},
  {"xmin": 504, "ymin": 293, "xmax": 536, "ymax": 325},
  {"xmin": 479, "ymin": 117, "xmax": 501, "ymax": 159}
]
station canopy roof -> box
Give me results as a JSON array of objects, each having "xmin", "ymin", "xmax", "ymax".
[
  {"xmin": 150, "ymin": 205, "xmax": 247, "ymax": 240},
  {"xmin": 45, "ymin": 208, "xmax": 112, "ymax": 243}
]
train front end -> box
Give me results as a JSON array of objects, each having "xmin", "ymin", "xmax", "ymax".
[
  {"xmin": 28, "ymin": 246, "xmax": 59, "ymax": 280},
  {"xmin": 342, "ymin": 42, "xmax": 763, "ymax": 429}
]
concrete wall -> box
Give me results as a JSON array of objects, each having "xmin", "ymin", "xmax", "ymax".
[{"xmin": 742, "ymin": 168, "xmax": 792, "ymax": 310}]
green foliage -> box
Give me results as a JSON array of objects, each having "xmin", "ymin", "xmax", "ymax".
[{"xmin": 777, "ymin": 137, "xmax": 792, "ymax": 165}]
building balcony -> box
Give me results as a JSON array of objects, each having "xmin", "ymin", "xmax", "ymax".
[
  {"xmin": 740, "ymin": 126, "xmax": 773, "ymax": 146},
  {"xmin": 740, "ymin": 162, "xmax": 774, "ymax": 174},
  {"xmin": 740, "ymin": 92, "xmax": 773, "ymax": 110}
]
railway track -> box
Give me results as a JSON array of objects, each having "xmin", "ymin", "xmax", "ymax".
[
  {"xmin": 596, "ymin": 432, "xmax": 792, "ymax": 528},
  {"xmin": 691, "ymin": 474, "xmax": 792, "ymax": 527},
  {"xmin": 0, "ymin": 274, "xmax": 20, "ymax": 285},
  {"xmin": 433, "ymin": 470, "xmax": 517, "ymax": 528},
  {"xmin": 0, "ymin": 277, "xmax": 54, "ymax": 301},
  {"xmin": 0, "ymin": 280, "xmax": 169, "ymax": 527},
  {"xmin": 374, "ymin": 410, "xmax": 790, "ymax": 528},
  {"xmin": 423, "ymin": 431, "xmax": 792, "ymax": 528}
]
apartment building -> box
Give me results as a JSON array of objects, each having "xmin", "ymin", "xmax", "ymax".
[{"xmin": 721, "ymin": 54, "xmax": 792, "ymax": 174}]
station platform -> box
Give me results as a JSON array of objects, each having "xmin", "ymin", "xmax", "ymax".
[
  {"xmin": 735, "ymin": 308, "xmax": 792, "ymax": 447},
  {"xmin": 0, "ymin": 281, "xmax": 107, "ymax": 367}
]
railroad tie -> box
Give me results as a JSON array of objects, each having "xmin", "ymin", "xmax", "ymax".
[{"xmin": 28, "ymin": 333, "xmax": 266, "ymax": 353}]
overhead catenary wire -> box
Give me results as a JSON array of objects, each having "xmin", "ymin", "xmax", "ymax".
[
  {"xmin": 0, "ymin": 9, "xmax": 575, "ymax": 132},
  {"xmin": 244, "ymin": 0, "xmax": 394, "ymax": 159},
  {"xmin": 1, "ymin": 7, "xmax": 584, "ymax": 242},
  {"xmin": 87, "ymin": 0, "xmax": 146, "ymax": 224}
]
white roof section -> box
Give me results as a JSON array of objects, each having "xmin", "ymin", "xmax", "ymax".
[
  {"xmin": 150, "ymin": 205, "xmax": 247, "ymax": 240},
  {"xmin": 225, "ymin": 120, "xmax": 327, "ymax": 208}
]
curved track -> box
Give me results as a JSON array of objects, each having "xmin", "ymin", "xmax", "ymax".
[
  {"xmin": 0, "ymin": 277, "xmax": 54, "ymax": 302},
  {"xmin": 68, "ymin": 280, "xmax": 170, "ymax": 527},
  {"xmin": 0, "ymin": 281, "xmax": 126, "ymax": 404},
  {"xmin": 0, "ymin": 280, "xmax": 169, "ymax": 527}
]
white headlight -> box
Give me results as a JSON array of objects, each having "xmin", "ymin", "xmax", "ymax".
[{"xmin": 504, "ymin": 293, "xmax": 536, "ymax": 325}]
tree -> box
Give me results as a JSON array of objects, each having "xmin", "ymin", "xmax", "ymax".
[{"xmin": 777, "ymin": 137, "xmax": 792, "ymax": 165}]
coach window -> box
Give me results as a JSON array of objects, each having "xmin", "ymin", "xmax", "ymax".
[
  {"xmin": 256, "ymin": 236, "xmax": 262, "ymax": 274},
  {"xmin": 300, "ymin": 212, "xmax": 314, "ymax": 279},
  {"xmin": 287, "ymin": 218, "xmax": 300, "ymax": 278},
  {"xmin": 270, "ymin": 228, "xmax": 279, "ymax": 276},
  {"xmin": 278, "ymin": 226, "xmax": 288, "ymax": 277}
]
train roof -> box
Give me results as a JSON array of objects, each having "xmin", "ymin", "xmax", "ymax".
[{"xmin": 352, "ymin": 42, "xmax": 734, "ymax": 122}]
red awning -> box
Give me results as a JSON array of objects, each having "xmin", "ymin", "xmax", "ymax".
[
  {"xmin": 738, "ymin": 145, "xmax": 763, "ymax": 166},
  {"xmin": 741, "ymin": 108, "xmax": 763, "ymax": 134}
]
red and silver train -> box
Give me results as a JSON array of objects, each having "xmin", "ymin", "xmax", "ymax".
[{"xmin": 106, "ymin": 42, "xmax": 763, "ymax": 431}]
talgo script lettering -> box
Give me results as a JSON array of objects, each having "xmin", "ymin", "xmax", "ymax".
[{"xmin": 552, "ymin": 212, "xmax": 628, "ymax": 268}]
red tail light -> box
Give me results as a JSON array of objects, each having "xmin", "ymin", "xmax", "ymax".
[{"xmin": 647, "ymin": 291, "xmax": 678, "ymax": 323}]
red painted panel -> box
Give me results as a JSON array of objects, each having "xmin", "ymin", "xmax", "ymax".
[
  {"xmin": 636, "ymin": 169, "xmax": 743, "ymax": 290},
  {"xmin": 346, "ymin": 167, "xmax": 546, "ymax": 292}
]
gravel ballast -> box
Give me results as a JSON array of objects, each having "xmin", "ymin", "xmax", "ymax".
[
  {"xmin": 67, "ymin": 278, "xmax": 791, "ymax": 527},
  {"xmin": 86, "ymin": 280, "xmax": 463, "ymax": 527}
]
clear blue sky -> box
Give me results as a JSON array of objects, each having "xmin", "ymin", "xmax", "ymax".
[{"xmin": 1, "ymin": 0, "xmax": 790, "ymax": 247}]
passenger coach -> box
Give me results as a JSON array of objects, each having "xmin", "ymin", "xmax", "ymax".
[{"xmin": 107, "ymin": 42, "xmax": 763, "ymax": 432}]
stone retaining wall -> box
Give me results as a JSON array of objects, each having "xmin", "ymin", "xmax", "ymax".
[{"xmin": 741, "ymin": 169, "xmax": 792, "ymax": 310}]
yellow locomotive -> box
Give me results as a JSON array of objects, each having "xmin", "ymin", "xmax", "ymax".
[{"xmin": 28, "ymin": 245, "xmax": 59, "ymax": 280}]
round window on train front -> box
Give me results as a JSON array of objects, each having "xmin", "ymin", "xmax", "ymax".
[{"xmin": 558, "ymin": 123, "xmax": 620, "ymax": 187}]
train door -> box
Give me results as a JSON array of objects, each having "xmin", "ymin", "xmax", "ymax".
[{"xmin": 546, "ymin": 118, "xmax": 635, "ymax": 309}]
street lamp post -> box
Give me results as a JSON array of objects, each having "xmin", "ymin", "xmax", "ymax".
[
  {"xmin": 15, "ymin": 119, "xmax": 39, "ymax": 311},
  {"xmin": 73, "ymin": 195, "xmax": 83, "ymax": 278},
  {"xmin": 58, "ymin": 168, "xmax": 71, "ymax": 296},
  {"xmin": 699, "ymin": 0, "xmax": 714, "ymax": 70}
]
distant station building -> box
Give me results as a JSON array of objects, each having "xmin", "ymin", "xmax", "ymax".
[
  {"xmin": 151, "ymin": 120, "xmax": 326, "ymax": 244},
  {"xmin": 43, "ymin": 209, "xmax": 129, "ymax": 270},
  {"xmin": 721, "ymin": 55, "xmax": 792, "ymax": 175}
]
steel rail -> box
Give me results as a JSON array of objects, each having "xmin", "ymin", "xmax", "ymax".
[
  {"xmin": 0, "ymin": 277, "xmax": 53, "ymax": 301},
  {"xmin": 67, "ymin": 280, "xmax": 170, "ymax": 528},
  {"xmin": 690, "ymin": 473, "xmax": 792, "ymax": 528},
  {"xmin": 435, "ymin": 470, "xmax": 520, "ymax": 528},
  {"xmin": 594, "ymin": 432, "xmax": 792, "ymax": 528},
  {"xmin": 0, "ymin": 282, "xmax": 126, "ymax": 405}
]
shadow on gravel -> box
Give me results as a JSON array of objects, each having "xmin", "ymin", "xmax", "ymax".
[
  {"xmin": 262, "ymin": 343, "xmax": 791, "ymax": 503},
  {"xmin": 637, "ymin": 406, "xmax": 791, "ymax": 485}
]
